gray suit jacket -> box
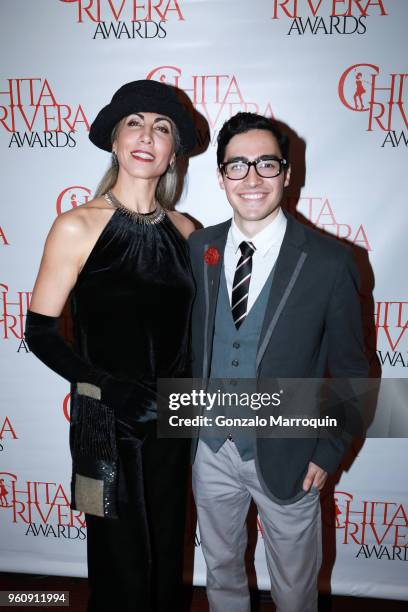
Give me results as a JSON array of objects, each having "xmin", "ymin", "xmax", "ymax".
[{"xmin": 188, "ymin": 212, "xmax": 369, "ymax": 504}]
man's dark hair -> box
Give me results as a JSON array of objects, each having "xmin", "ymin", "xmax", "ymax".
[{"xmin": 216, "ymin": 112, "xmax": 289, "ymax": 167}]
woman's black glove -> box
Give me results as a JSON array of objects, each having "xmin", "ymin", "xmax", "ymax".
[{"xmin": 24, "ymin": 310, "xmax": 156, "ymax": 421}]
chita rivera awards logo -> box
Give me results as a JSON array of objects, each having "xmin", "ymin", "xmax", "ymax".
[
  {"xmin": 146, "ymin": 66, "xmax": 275, "ymax": 145},
  {"xmin": 322, "ymin": 491, "xmax": 408, "ymax": 561},
  {"xmin": 0, "ymin": 78, "xmax": 90, "ymax": 149},
  {"xmin": 56, "ymin": 186, "xmax": 92, "ymax": 215},
  {"xmin": 271, "ymin": 0, "xmax": 388, "ymax": 35},
  {"xmin": 375, "ymin": 301, "xmax": 408, "ymax": 369},
  {"xmin": 287, "ymin": 196, "xmax": 371, "ymax": 251},
  {"xmin": 59, "ymin": 0, "xmax": 185, "ymax": 39},
  {"xmin": 0, "ymin": 472, "xmax": 86, "ymax": 539},
  {"xmin": 0, "ymin": 417, "xmax": 18, "ymax": 454},
  {"xmin": 338, "ymin": 63, "xmax": 408, "ymax": 147}
]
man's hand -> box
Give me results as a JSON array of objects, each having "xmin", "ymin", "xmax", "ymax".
[{"xmin": 302, "ymin": 461, "xmax": 328, "ymax": 492}]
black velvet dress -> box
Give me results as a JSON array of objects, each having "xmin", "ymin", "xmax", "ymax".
[{"xmin": 70, "ymin": 206, "xmax": 195, "ymax": 612}]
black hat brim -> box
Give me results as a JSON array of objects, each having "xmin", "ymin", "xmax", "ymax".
[{"xmin": 89, "ymin": 81, "xmax": 197, "ymax": 155}]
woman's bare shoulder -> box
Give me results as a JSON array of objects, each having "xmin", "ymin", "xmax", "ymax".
[
  {"xmin": 49, "ymin": 197, "xmax": 113, "ymax": 240},
  {"xmin": 167, "ymin": 210, "xmax": 196, "ymax": 239}
]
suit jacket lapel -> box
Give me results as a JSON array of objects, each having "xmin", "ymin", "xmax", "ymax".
[
  {"xmin": 256, "ymin": 216, "xmax": 308, "ymax": 370},
  {"xmin": 202, "ymin": 221, "xmax": 230, "ymax": 378}
]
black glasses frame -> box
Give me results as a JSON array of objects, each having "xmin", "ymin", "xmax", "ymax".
[{"xmin": 219, "ymin": 156, "xmax": 287, "ymax": 180}]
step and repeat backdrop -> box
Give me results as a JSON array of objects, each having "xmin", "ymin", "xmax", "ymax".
[{"xmin": 1, "ymin": 0, "xmax": 407, "ymax": 602}]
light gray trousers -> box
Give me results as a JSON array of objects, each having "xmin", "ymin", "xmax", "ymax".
[{"xmin": 192, "ymin": 439, "xmax": 322, "ymax": 612}]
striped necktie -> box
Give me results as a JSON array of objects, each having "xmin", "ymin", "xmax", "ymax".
[{"xmin": 231, "ymin": 241, "xmax": 256, "ymax": 329}]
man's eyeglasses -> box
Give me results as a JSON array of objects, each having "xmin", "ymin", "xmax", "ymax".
[{"xmin": 219, "ymin": 156, "xmax": 287, "ymax": 180}]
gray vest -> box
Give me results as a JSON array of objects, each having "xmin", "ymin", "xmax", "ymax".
[{"xmin": 202, "ymin": 264, "xmax": 274, "ymax": 460}]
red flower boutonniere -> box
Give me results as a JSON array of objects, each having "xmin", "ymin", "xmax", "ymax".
[{"xmin": 204, "ymin": 246, "xmax": 220, "ymax": 266}]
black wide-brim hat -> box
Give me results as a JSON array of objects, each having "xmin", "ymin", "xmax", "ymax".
[{"xmin": 89, "ymin": 79, "xmax": 197, "ymax": 155}]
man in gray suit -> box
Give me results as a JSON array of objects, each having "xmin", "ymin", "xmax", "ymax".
[{"xmin": 188, "ymin": 112, "xmax": 368, "ymax": 612}]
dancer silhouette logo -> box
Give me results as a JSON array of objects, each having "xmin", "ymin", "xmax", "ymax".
[
  {"xmin": 56, "ymin": 186, "xmax": 92, "ymax": 216},
  {"xmin": 338, "ymin": 64, "xmax": 408, "ymax": 147}
]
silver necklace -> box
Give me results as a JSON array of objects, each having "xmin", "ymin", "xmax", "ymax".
[{"xmin": 104, "ymin": 190, "xmax": 165, "ymax": 225}]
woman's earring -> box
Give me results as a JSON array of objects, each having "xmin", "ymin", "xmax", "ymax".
[
  {"xmin": 112, "ymin": 151, "xmax": 119, "ymax": 169},
  {"xmin": 168, "ymin": 160, "xmax": 176, "ymax": 173}
]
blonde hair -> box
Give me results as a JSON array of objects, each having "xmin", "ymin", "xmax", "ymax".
[{"xmin": 94, "ymin": 118, "xmax": 182, "ymax": 209}]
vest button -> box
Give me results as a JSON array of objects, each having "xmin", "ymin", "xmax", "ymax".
[
  {"xmin": 233, "ymin": 342, "xmax": 240, "ymax": 349},
  {"xmin": 232, "ymin": 360, "xmax": 239, "ymax": 367}
]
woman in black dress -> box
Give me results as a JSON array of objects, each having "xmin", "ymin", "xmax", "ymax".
[{"xmin": 25, "ymin": 80, "xmax": 196, "ymax": 612}]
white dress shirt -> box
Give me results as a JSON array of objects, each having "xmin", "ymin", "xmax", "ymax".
[{"xmin": 224, "ymin": 207, "xmax": 287, "ymax": 313}]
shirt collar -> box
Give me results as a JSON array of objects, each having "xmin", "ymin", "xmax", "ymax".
[{"xmin": 230, "ymin": 207, "xmax": 287, "ymax": 257}]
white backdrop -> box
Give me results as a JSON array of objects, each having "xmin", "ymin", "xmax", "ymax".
[{"xmin": 1, "ymin": 0, "xmax": 407, "ymax": 602}]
